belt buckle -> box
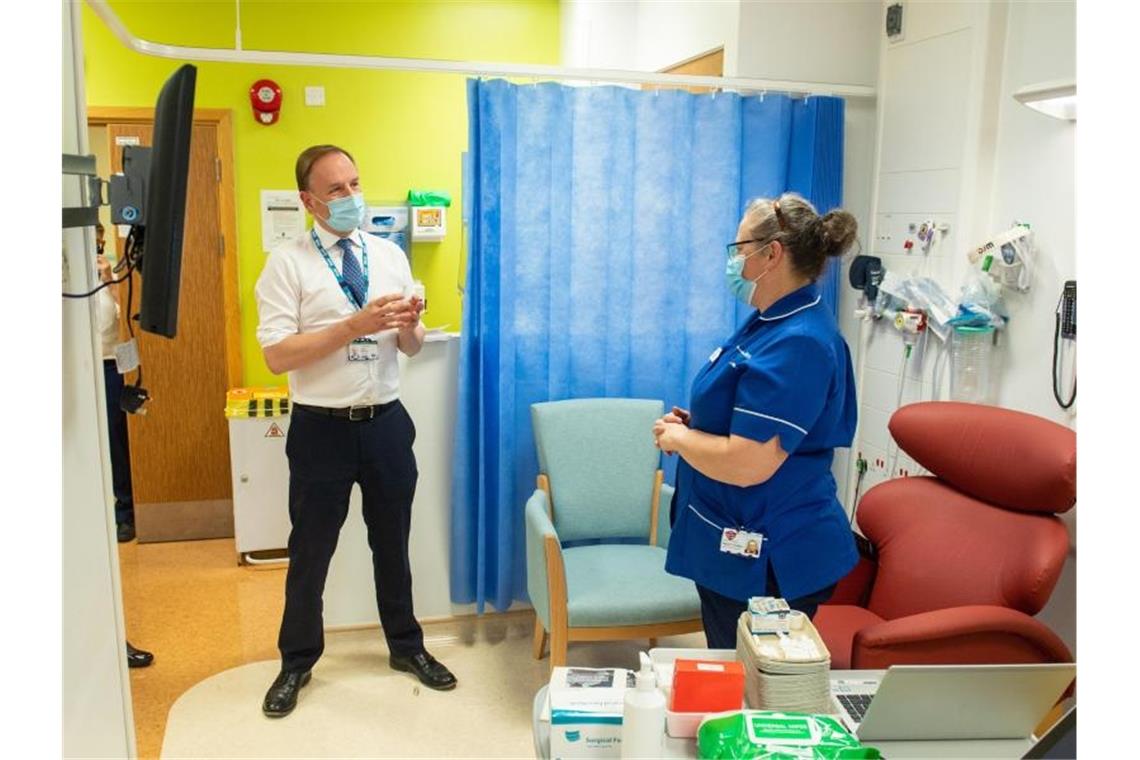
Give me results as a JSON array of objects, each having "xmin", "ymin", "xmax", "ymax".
[{"xmin": 348, "ymin": 404, "xmax": 374, "ymax": 422}]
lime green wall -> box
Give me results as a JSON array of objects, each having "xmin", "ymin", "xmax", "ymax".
[{"xmin": 81, "ymin": 0, "xmax": 559, "ymax": 387}]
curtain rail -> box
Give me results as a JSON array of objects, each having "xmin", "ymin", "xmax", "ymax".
[{"xmin": 85, "ymin": 0, "xmax": 876, "ymax": 100}]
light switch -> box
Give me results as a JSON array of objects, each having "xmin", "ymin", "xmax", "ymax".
[{"xmin": 304, "ymin": 86, "xmax": 325, "ymax": 106}]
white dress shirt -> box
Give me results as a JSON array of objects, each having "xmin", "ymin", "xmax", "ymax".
[
  {"xmin": 96, "ymin": 287, "xmax": 120, "ymax": 361},
  {"xmin": 255, "ymin": 224, "xmax": 414, "ymax": 407}
]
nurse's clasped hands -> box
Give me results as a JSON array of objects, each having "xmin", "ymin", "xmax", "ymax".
[{"xmin": 653, "ymin": 406, "xmax": 690, "ymax": 455}]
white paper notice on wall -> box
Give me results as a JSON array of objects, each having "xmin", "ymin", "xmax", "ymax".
[{"xmin": 261, "ymin": 190, "xmax": 307, "ymax": 253}]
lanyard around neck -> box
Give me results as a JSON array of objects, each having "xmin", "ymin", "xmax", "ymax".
[{"xmin": 311, "ymin": 229, "xmax": 369, "ymax": 310}]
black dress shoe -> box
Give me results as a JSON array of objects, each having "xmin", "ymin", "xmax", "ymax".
[
  {"xmin": 389, "ymin": 651, "xmax": 457, "ymax": 691},
  {"xmin": 117, "ymin": 522, "xmax": 136, "ymax": 543},
  {"xmin": 262, "ymin": 670, "xmax": 312, "ymax": 718},
  {"xmin": 126, "ymin": 641, "xmax": 153, "ymax": 668}
]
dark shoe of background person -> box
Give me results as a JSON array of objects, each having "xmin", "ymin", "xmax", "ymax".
[
  {"xmin": 126, "ymin": 642, "xmax": 153, "ymax": 668},
  {"xmin": 262, "ymin": 670, "xmax": 312, "ymax": 718},
  {"xmin": 389, "ymin": 651, "xmax": 457, "ymax": 691},
  {"xmin": 117, "ymin": 521, "xmax": 136, "ymax": 543}
]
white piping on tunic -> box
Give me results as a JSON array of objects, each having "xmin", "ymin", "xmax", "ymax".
[
  {"xmin": 733, "ymin": 408, "xmax": 808, "ymax": 436},
  {"xmin": 756, "ymin": 295, "xmax": 821, "ymax": 321}
]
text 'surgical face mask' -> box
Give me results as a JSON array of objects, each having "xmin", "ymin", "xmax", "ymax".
[{"xmin": 319, "ymin": 192, "xmax": 366, "ymax": 233}]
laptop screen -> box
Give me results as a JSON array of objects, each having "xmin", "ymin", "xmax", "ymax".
[{"xmin": 1021, "ymin": 706, "xmax": 1075, "ymax": 760}]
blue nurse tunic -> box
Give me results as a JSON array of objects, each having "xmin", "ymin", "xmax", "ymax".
[{"xmin": 664, "ymin": 282, "xmax": 859, "ymax": 603}]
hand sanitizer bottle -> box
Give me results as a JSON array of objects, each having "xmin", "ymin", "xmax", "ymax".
[{"xmin": 621, "ymin": 652, "xmax": 665, "ymax": 758}]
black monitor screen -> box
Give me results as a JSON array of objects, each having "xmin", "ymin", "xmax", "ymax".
[{"xmin": 138, "ymin": 64, "xmax": 196, "ymax": 338}]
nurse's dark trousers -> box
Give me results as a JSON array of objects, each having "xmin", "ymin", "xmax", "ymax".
[{"xmin": 278, "ymin": 401, "xmax": 425, "ymax": 674}]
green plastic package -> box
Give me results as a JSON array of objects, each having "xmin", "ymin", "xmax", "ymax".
[
  {"xmin": 407, "ymin": 189, "xmax": 452, "ymax": 207},
  {"xmin": 697, "ymin": 710, "xmax": 881, "ymax": 760}
]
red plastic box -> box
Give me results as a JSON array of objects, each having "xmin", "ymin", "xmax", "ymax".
[{"xmin": 670, "ymin": 658, "xmax": 746, "ymax": 713}]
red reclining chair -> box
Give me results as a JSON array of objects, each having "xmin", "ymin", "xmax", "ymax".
[{"xmin": 815, "ymin": 401, "xmax": 1075, "ymax": 670}]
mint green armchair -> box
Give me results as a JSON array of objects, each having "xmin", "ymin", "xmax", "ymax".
[{"xmin": 526, "ymin": 398, "xmax": 702, "ymax": 668}]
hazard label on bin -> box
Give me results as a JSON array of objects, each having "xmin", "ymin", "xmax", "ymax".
[{"xmin": 265, "ymin": 422, "xmax": 285, "ymax": 438}]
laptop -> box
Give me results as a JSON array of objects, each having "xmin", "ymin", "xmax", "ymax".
[
  {"xmin": 830, "ymin": 664, "xmax": 1076, "ymax": 741},
  {"xmin": 1022, "ymin": 705, "xmax": 1076, "ymax": 759}
]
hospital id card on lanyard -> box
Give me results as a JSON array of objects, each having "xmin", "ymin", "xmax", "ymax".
[
  {"xmin": 312, "ymin": 230, "xmax": 378, "ymax": 362},
  {"xmin": 720, "ymin": 527, "xmax": 764, "ymax": 559},
  {"xmin": 688, "ymin": 503, "xmax": 765, "ymax": 559}
]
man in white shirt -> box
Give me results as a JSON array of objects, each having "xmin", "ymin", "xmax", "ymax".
[
  {"xmin": 255, "ymin": 145, "xmax": 456, "ymax": 718},
  {"xmin": 95, "ymin": 233, "xmax": 136, "ymax": 543},
  {"xmin": 95, "ymin": 224, "xmax": 154, "ymax": 668}
]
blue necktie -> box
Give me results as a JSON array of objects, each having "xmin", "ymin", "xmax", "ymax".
[{"xmin": 336, "ymin": 238, "xmax": 367, "ymax": 308}]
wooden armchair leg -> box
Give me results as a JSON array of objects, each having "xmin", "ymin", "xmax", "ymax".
[
  {"xmin": 533, "ymin": 614, "xmax": 548, "ymax": 660},
  {"xmin": 550, "ymin": 624, "xmax": 568, "ymax": 669}
]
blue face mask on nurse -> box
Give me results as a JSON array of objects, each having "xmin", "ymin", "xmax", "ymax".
[{"xmin": 653, "ymin": 194, "xmax": 862, "ymax": 650}]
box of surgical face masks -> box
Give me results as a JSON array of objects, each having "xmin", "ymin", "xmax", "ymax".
[
  {"xmin": 548, "ymin": 667, "xmax": 633, "ymax": 759},
  {"xmin": 550, "ymin": 710, "xmax": 623, "ymax": 759}
]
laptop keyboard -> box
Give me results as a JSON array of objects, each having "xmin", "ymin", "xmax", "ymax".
[{"xmin": 836, "ymin": 693, "xmax": 874, "ymax": 724}]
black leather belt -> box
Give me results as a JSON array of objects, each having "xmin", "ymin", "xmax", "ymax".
[{"xmin": 293, "ymin": 401, "xmax": 396, "ymax": 422}]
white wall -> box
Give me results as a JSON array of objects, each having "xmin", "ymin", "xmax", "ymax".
[
  {"xmin": 852, "ymin": 0, "xmax": 1076, "ymax": 651},
  {"xmin": 635, "ymin": 0, "xmax": 740, "ymax": 73},
  {"xmin": 986, "ymin": 0, "xmax": 1076, "ymax": 649},
  {"xmin": 560, "ymin": 0, "xmax": 639, "ymax": 70},
  {"xmin": 736, "ymin": 0, "xmax": 879, "ymax": 86},
  {"xmin": 561, "ymin": 0, "xmax": 739, "ymax": 73},
  {"xmin": 62, "ymin": 1, "xmax": 136, "ymax": 756},
  {"xmin": 849, "ymin": 1, "xmax": 997, "ymax": 504}
]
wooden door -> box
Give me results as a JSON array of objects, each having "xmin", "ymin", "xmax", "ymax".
[
  {"xmin": 106, "ymin": 122, "xmax": 233, "ymax": 541},
  {"xmin": 644, "ymin": 48, "xmax": 725, "ymax": 94}
]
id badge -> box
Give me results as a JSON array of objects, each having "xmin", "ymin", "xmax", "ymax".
[
  {"xmin": 720, "ymin": 527, "xmax": 764, "ymax": 559},
  {"xmin": 114, "ymin": 338, "xmax": 140, "ymax": 374},
  {"xmin": 347, "ymin": 339, "xmax": 379, "ymax": 362}
]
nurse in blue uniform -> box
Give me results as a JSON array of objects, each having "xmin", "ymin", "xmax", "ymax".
[{"xmin": 653, "ymin": 193, "xmax": 860, "ymax": 649}]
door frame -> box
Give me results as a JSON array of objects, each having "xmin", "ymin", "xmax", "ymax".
[{"xmin": 87, "ymin": 106, "xmax": 243, "ymax": 389}]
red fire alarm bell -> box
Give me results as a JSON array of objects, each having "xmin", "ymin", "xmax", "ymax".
[{"xmin": 250, "ymin": 79, "xmax": 282, "ymax": 125}]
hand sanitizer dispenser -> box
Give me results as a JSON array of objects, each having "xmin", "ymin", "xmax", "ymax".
[{"xmin": 621, "ymin": 652, "xmax": 665, "ymax": 758}]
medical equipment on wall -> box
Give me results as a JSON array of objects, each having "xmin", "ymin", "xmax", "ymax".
[
  {"xmin": 408, "ymin": 189, "xmax": 449, "ymax": 242},
  {"xmin": 363, "ymin": 204, "xmax": 411, "ymax": 255},
  {"xmin": 1053, "ymin": 280, "xmax": 1076, "ymax": 409},
  {"xmin": 949, "ymin": 325, "xmax": 996, "ymax": 404},
  {"xmin": 968, "ymin": 222, "xmax": 1035, "ymax": 292},
  {"xmin": 848, "ymin": 254, "xmax": 884, "ymax": 305},
  {"xmin": 411, "ymin": 206, "xmax": 446, "ymax": 241},
  {"xmin": 901, "ymin": 218, "xmax": 950, "ymax": 256}
]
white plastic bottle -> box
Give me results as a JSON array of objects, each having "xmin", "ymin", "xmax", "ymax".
[{"xmin": 621, "ymin": 652, "xmax": 666, "ymax": 758}]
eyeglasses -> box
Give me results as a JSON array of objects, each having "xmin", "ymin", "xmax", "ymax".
[{"xmin": 726, "ymin": 239, "xmax": 767, "ymax": 258}]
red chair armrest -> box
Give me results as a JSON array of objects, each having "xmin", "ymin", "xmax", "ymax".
[
  {"xmin": 827, "ymin": 534, "xmax": 877, "ymax": 606},
  {"xmin": 851, "ymin": 605, "xmax": 1074, "ymax": 670}
]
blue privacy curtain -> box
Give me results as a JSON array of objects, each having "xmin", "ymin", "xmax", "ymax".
[{"xmin": 452, "ymin": 79, "xmax": 845, "ymax": 611}]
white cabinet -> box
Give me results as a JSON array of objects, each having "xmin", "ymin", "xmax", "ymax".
[{"xmin": 228, "ymin": 414, "xmax": 292, "ymax": 560}]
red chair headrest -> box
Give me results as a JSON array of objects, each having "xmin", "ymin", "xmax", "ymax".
[{"xmin": 889, "ymin": 402, "xmax": 1075, "ymax": 514}]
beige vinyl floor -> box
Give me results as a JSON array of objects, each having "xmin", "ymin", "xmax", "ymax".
[{"xmin": 118, "ymin": 537, "xmax": 706, "ymax": 758}]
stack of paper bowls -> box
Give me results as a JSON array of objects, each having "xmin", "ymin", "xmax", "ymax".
[{"xmin": 734, "ymin": 613, "xmax": 834, "ymax": 715}]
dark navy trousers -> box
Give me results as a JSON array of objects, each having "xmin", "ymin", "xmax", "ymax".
[
  {"xmin": 102, "ymin": 359, "xmax": 134, "ymax": 527},
  {"xmin": 278, "ymin": 400, "xmax": 425, "ymax": 673}
]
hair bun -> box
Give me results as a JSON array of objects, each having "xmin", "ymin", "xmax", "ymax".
[{"xmin": 818, "ymin": 210, "xmax": 858, "ymax": 257}]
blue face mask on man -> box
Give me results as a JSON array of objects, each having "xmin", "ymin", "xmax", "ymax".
[
  {"xmin": 725, "ymin": 245, "xmax": 773, "ymax": 306},
  {"xmin": 317, "ymin": 192, "xmax": 365, "ymax": 233}
]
